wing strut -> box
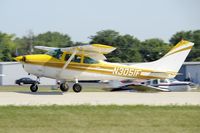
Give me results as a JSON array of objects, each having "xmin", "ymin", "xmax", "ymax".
[
  {"xmin": 62, "ymin": 49, "xmax": 77, "ymax": 70},
  {"xmin": 56, "ymin": 49, "xmax": 77, "ymax": 79}
]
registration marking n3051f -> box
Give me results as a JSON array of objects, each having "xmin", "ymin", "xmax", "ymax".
[{"xmin": 113, "ymin": 67, "xmax": 141, "ymax": 77}]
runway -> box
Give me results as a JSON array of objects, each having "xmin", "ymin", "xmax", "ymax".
[{"xmin": 0, "ymin": 92, "xmax": 200, "ymax": 106}]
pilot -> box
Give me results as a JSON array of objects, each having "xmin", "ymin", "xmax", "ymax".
[{"xmin": 55, "ymin": 49, "xmax": 63, "ymax": 59}]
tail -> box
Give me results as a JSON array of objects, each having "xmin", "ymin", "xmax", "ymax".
[{"xmin": 133, "ymin": 40, "xmax": 194, "ymax": 74}]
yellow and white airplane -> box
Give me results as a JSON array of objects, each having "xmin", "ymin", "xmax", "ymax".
[{"xmin": 15, "ymin": 40, "xmax": 194, "ymax": 92}]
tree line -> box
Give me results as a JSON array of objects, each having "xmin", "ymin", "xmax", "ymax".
[{"xmin": 0, "ymin": 30, "xmax": 200, "ymax": 62}]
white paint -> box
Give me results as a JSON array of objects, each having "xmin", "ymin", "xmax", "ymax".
[
  {"xmin": 23, "ymin": 64, "xmax": 129, "ymax": 81},
  {"xmin": 133, "ymin": 42, "xmax": 194, "ymax": 73},
  {"xmin": 0, "ymin": 62, "xmax": 56, "ymax": 85}
]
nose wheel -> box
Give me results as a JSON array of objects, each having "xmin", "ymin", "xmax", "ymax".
[
  {"xmin": 30, "ymin": 84, "xmax": 38, "ymax": 92},
  {"xmin": 30, "ymin": 77, "xmax": 40, "ymax": 92}
]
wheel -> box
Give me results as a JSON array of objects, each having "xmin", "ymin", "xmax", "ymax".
[
  {"xmin": 73, "ymin": 83, "xmax": 82, "ymax": 93},
  {"xmin": 60, "ymin": 83, "xmax": 69, "ymax": 92},
  {"xmin": 30, "ymin": 84, "xmax": 38, "ymax": 92}
]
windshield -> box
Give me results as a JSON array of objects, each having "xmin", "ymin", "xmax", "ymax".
[{"xmin": 46, "ymin": 49, "xmax": 63, "ymax": 59}]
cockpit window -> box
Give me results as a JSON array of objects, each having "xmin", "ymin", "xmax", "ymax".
[
  {"xmin": 65, "ymin": 54, "xmax": 81, "ymax": 63},
  {"xmin": 83, "ymin": 56, "xmax": 99, "ymax": 64},
  {"xmin": 64, "ymin": 54, "xmax": 98, "ymax": 64},
  {"xmin": 46, "ymin": 49, "xmax": 63, "ymax": 59},
  {"xmin": 72, "ymin": 55, "xmax": 81, "ymax": 63},
  {"xmin": 65, "ymin": 54, "xmax": 71, "ymax": 61}
]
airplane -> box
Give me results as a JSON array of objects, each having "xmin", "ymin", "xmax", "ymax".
[
  {"xmin": 15, "ymin": 40, "xmax": 194, "ymax": 93},
  {"xmin": 101, "ymin": 78, "xmax": 195, "ymax": 92}
]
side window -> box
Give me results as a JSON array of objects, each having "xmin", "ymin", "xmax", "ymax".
[
  {"xmin": 65, "ymin": 54, "xmax": 81, "ymax": 63},
  {"xmin": 152, "ymin": 79, "xmax": 158, "ymax": 85},
  {"xmin": 65, "ymin": 54, "xmax": 71, "ymax": 61},
  {"xmin": 56, "ymin": 50, "xmax": 63, "ymax": 59},
  {"xmin": 83, "ymin": 57, "xmax": 98, "ymax": 64},
  {"xmin": 72, "ymin": 55, "xmax": 81, "ymax": 63},
  {"xmin": 46, "ymin": 49, "xmax": 63, "ymax": 59}
]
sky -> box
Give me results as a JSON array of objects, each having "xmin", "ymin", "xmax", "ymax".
[{"xmin": 0, "ymin": 0, "xmax": 200, "ymax": 42}]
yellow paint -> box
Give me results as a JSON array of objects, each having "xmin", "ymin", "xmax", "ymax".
[
  {"xmin": 92, "ymin": 44, "xmax": 115, "ymax": 49},
  {"xmin": 170, "ymin": 40, "xmax": 190, "ymax": 51},
  {"xmin": 164, "ymin": 46, "xmax": 193, "ymax": 57}
]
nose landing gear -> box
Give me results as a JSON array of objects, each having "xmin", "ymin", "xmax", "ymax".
[
  {"xmin": 30, "ymin": 77, "xmax": 40, "ymax": 92},
  {"xmin": 30, "ymin": 84, "xmax": 38, "ymax": 92}
]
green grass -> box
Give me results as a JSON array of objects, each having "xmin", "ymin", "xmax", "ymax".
[{"xmin": 0, "ymin": 105, "xmax": 199, "ymax": 133}]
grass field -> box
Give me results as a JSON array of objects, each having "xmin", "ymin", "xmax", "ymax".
[{"xmin": 0, "ymin": 105, "xmax": 199, "ymax": 133}]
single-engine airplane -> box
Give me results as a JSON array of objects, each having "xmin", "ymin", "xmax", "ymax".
[{"xmin": 15, "ymin": 40, "xmax": 194, "ymax": 92}]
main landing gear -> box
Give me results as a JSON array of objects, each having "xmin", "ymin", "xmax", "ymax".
[
  {"xmin": 59, "ymin": 79, "xmax": 82, "ymax": 93},
  {"xmin": 72, "ymin": 83, "xmax": 82, "ymax": 93},
  {"xmin": 60, "ymin": 82, "xmax": 69, "ymax": 92}
]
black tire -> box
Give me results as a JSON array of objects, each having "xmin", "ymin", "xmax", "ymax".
[
  {"xmin": 73, "ymin": 83, "xmax": 82, "ymax": 93},
  {"xmin": 60, "ymin": 83, "xmax": 69, "ymax": 92},
  {"xmin": 30, "ymin": 84, "xmax": 38, "ymax": 92}
]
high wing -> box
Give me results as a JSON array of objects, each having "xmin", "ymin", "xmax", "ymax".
[
  {"xmin": 34, "ymin": 44, "xmax": 116, "ymax": 60},
  {"xmin": 34, "ymin": 46, "xmax": 59, "ymax": 51}
]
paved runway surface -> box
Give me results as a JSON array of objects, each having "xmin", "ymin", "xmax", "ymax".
[{"xmin": 0, "ymin": 92, "xmax": 200, "ymax": 106}]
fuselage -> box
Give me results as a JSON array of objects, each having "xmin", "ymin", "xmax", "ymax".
[{"xmin": 15, "ymin": 51, "xmax": 176, "ymax": 81}]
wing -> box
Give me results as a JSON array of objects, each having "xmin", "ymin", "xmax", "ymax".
[
  {"xmin": 34, "ymin": 44, "xmax": 116, "ymax": 60},
  {"xmin": 61, "ymin": 44, "xmax": 116, "ymax": 60},
  {"xmin": 34, "ymin": 46, "xmax": 59, "ymax": 51}
]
